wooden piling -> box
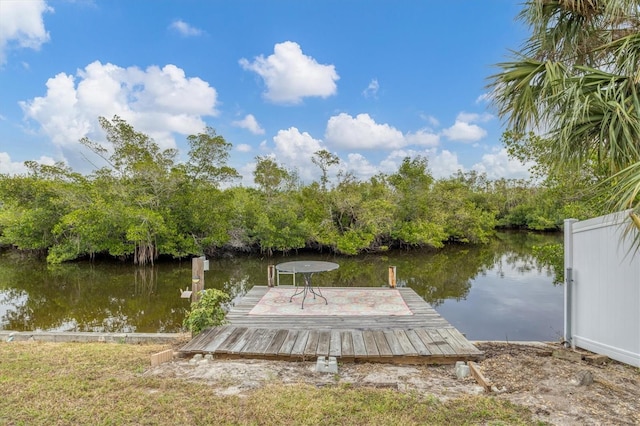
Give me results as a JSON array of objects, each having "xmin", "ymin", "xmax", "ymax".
[
  {"xmin": 268, "ymin": 265, "xmax": 275, "ymax": 287},
  {"xmin": 388, "ymin": 266, "xmax": 397, "ymax": 288},
  {"xmin": 191, "ymin": 257, "xmax": 205, "ymax": 303}
]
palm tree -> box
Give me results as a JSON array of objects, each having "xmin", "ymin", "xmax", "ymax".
[{"xmin": 488, "ymin": 0, "xmax": 640, "ymax": 230}]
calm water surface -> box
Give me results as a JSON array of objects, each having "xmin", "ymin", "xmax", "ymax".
[{"xmin": 0, "ymin": 231, "xmax": 563, "ymax": 340}]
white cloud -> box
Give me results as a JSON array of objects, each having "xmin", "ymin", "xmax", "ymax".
[
  {"xmin": 325, "ymin": 112, "xmax": 438, "ymax": 150},
  {"xmin": 342, "ymin": 153, "xmax": 378, "ymax": 180},
  {"xmin": 405, "ymin": 129, "xmax": 440, "ymax": 147},
  {"xmin": 325, "ymin": 113, "xmax": 404, "ymax": 150},
  {"xmin": 0, "ymin": 152, "xmax": 56, "ymax": 175},
  {"xmin": 378, "ymin": 148, "xmax": 463, "ymax": 180},
  {"xmin": 471, "ymin": 147, "xmax": 532, "ymax": 180},
  {"xmin": 441, "ymin": 112, "xmax": 489, "ymax": 142},
  {"xmin": 231, "ymin": 114, "xmax": 265, "ymax": 135},
  {"xmin": 168, "ymin": 19, "xmax": 203, "ymax": 37},
  {"xmin": 19, "ymin": 61, "xmax": 219, "ymax": 158},
  {"xmin": 429, "ymin": 149, "xmax": 465, "ymax": 178},
  {"xmin": 239, "ymin": 41, "xmax": 339, "ymax": 104},
  {"xmin": 0, "ymin": 0, "xmax": 52, "ymax": 65},
  {"xmin": 363, "ymin": 79, "xmax": 379, "ymax": 98},
  {"xmin": 272, "ymin": 127, "xmax": 324, "ymax": 181},
  {"xmin": 236, "ymin": 143, "xmax": 252, "ymax": 153}
]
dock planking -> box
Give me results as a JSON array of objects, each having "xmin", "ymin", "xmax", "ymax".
[{"xmin": 179, "ymin": 286, "xmax": 483, "ymax": 364}]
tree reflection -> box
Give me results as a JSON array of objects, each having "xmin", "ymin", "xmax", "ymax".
[{"xmin": 0, "ymin": 231, "xmax": 562, "ymax": 331}]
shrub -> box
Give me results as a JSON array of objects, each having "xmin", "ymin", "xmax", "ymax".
[{"xmin": 183, "ymin": 289, "xmax": 231, "ymax": 335}]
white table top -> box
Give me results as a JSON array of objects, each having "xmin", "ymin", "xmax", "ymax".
[{"xmin": 275, "ymin": 261, "xmax": 339, "ymax": 274}]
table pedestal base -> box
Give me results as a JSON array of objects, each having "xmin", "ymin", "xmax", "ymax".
[{"xmin": 289, "ymin": 273, "xmax": 327, "ymax": 309}]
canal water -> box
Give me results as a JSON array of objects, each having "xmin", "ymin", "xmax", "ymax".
[{"xmin": 0, "ymin": 231, "xmax": 563, "ymax": 341}]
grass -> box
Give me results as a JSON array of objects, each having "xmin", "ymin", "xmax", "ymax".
[{"xmin": 0, "ymin": 341, "xmax": 543, "ymax": 425}]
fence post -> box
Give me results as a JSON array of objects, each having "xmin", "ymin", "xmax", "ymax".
[
  {"xmin": 388, "ymin": 266, "xmax": 397, "ymax": 288},
  {"xmin": 564, "ymin": 218, "xmax": 578, "ymax": 347}
]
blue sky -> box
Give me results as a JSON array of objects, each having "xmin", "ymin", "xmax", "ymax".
[{"xmin": 0, "ymin": 0, "xmax": 532, "ymax": 185}]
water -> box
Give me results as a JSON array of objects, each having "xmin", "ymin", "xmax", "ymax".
[{"xmin": 0, "ymin": 231, "xmax": 563, "ymax": 341}]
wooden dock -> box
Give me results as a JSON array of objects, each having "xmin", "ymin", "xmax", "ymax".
[{"xmin": 180, "ymin": 286, "xmax": 483, "ymax": 364}]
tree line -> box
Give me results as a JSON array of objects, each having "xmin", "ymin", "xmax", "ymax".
[{"xmin": 0, "ymin": 116, "xmax": 604, "ymax": 264}]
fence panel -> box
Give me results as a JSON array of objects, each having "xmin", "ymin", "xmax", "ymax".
[{"xmin": 566, "ymin": 211, "xmax": 640, "ymax": 367}]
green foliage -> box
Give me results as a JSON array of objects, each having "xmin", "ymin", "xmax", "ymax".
[
  {"xmin": 489, "ymin": 1, "xmax": 640, "ymax": 237},
  {"xmin": 182, "ymin": 288, "xmax": 231, "ymax": 335},
  {"xmin": 532, "ymin": 243, "xmax": 564, "ymax": 285},
  {"xmin": 0, "ymin": 116, "xmax": 608, "ymax": 262}
]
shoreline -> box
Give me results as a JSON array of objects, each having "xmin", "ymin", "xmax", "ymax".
[{"xmin": 0, "ymin": 330, "xmax": 189, "ymax": 344}]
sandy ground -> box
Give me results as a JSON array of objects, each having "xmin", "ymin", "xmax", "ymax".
[{"xmin": 146, "ymin": 342, "xmax": 640, "ymax": 426}]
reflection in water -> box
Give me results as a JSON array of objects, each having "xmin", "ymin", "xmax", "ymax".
[{"xmin": 0, "ymin": 231, "xmax": 563, "ymax": 340}]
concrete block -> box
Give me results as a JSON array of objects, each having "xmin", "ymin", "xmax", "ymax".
[{"xmin": 316, "ymin": 356, "xmax": 338, "ymax": 373}]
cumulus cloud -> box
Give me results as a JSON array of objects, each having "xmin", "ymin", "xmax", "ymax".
[
  {"xmin": 342, "ymin": 153, "xmax": 378, "ymax": 180},
  {"xmin": 272, "ymin": 127, "xmax": 324, "ymax": 181},
  {"xmin": 324, "ymin": 112, "xmax": 438, "ymax": 150},
  {"xmin": 168, "ymin": 19, "xmax": 203, "ymax": 37},
  {"xmin": 405, "ymin": 129, "xmax": 440, "ymax": 147},
  {"xmin": 0, "ymin": 0, "xmax": 52, "ymax": 65},
  {"xmin": 239, "ymin": 41, "xmax": 339, "ymax": 104},
  {"xmin": 19, "ymin": 61, "xmax": 219, "ymax": 157},
  {"xmin": 236, "ymin": 143, "xmax": 252, "ymax": 153},
  {"xmin": 363, "ymin": 79, "xmax": 379, "ymax": 98},
  {"xmin": 429, "ymin": 150, "xmax": 465, "ymax": 178},
  {"xmin": 378, "ymin": 148, "xmax": 463, "ymax": 180},
  {"xmin": 0, "ymin": 152, "xmax": 56, "ymax": 175},
  {"xmin": 231, "ymin": 114, "xmax": 265, "ymax": 135},
  {"xmin": 471, "ymin": 147, "xmax": 532, "ymax": 180},
  {"xmin": 441, "ymin": 112, "xmax": 490, "ymax": 142}
]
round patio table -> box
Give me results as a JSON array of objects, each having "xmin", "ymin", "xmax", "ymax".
[{"xmin": 275, "ymin": 261, "xmax": 339, "ymax": 309}]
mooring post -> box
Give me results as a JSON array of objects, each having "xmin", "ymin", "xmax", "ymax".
[
  {"xmin": 191, "ymin": 256, "xmax": 205, "ymax": 303},
  {"xmin": 267, "ymin": 265, "xmax": 275, "ymax": 287},
  {"xmin": 388, "ymin": 266, "xmax": 397, "ymax": 288}
]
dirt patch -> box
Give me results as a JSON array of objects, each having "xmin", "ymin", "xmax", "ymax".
[{"xmin": 146, "ymin": 342, "xmax": 640, "ymax": 425}]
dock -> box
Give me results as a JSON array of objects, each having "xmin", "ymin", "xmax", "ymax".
[{"xmin": 180, "ymin": 286, "xmax": 483, "ymax": 364}]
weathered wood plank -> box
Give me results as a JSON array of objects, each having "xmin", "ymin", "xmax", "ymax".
[
  {"xmin": 216, "ymin": 327, "xmax": 248, "ymax": 354},
  {"xmin": 351, "ymin": 331, "xmax": 367, "ymax": 357},
  {"xmin": 383, "ymin": 330, "xmax": 404, "ymax": 356},
  {"xmin": 229, "ymin": 328, "xmax": 259, "ymax": 354},
  {"xmin": 329, "ymin": 330, "xmax": 342, "ymax": 358},
  {"xmin": 278, "ymin": 330, "xmax": 299, "ymax": 356},
  {"xmin": 373, "ymin": 330, "xmax": 393, "ymax": 357},
  {"xmin": 340, "ymin": 331, "xmax": 354, "ymax": 358},
  {"xmin": 426, "ymin": 328, "xmax": 456, "ymax": 355},
  {"xmin": 304, "ymin": 330, "xmax": 320, "ymax": 357},
  {"xmin": 244, "ymin": 328, "xmax": 279, "ymax": 355},
  {"xmin": 180, "ymin": 328, "xmax": 218, "ymax": 351},
  {"xmin": 362, "ymin": 330, "xmax": 380, "ymax": 356},
  {"xmin": 316, "ymin": 331, "xmax": 331, "ymax": 357},
  {"xmin": 203, "ymin": 326, "xmax": 238, "ymax": 353},
  {"xmin": 290, "ymin": 330, "xmax": 309, "ymax": 357},
  {"xmin": 414, "ymin": 328, "xmax": 444, "ymax": 355},
  {"xmin": 393, "ymin": 329, "xmax": 418, "ymax": 356},
  {"xmin": 264, "ymin": 329, "xmax": 289, "ymax": 356},
  {"xmin": 405, "ymin": 329, "xmax": 431, "ymax": 356}
]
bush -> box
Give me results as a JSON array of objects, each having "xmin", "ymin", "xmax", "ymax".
[{"xmin": 183, "ymin": 289, "xmax": 231, "ymax": 335}]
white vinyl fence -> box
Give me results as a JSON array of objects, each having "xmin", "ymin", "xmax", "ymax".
[{"xmin": 564, "ymin": 211, "xmax": 640, "ymax": 367}]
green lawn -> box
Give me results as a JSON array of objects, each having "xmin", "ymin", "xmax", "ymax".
[{"xmin": 0, "ymin": 341, "xmax": 543, "ymax": 425}]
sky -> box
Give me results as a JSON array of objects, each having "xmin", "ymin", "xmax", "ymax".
[{"xmin": 0, "ymin": 0, "xmax": 533, "ymax": 186}]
